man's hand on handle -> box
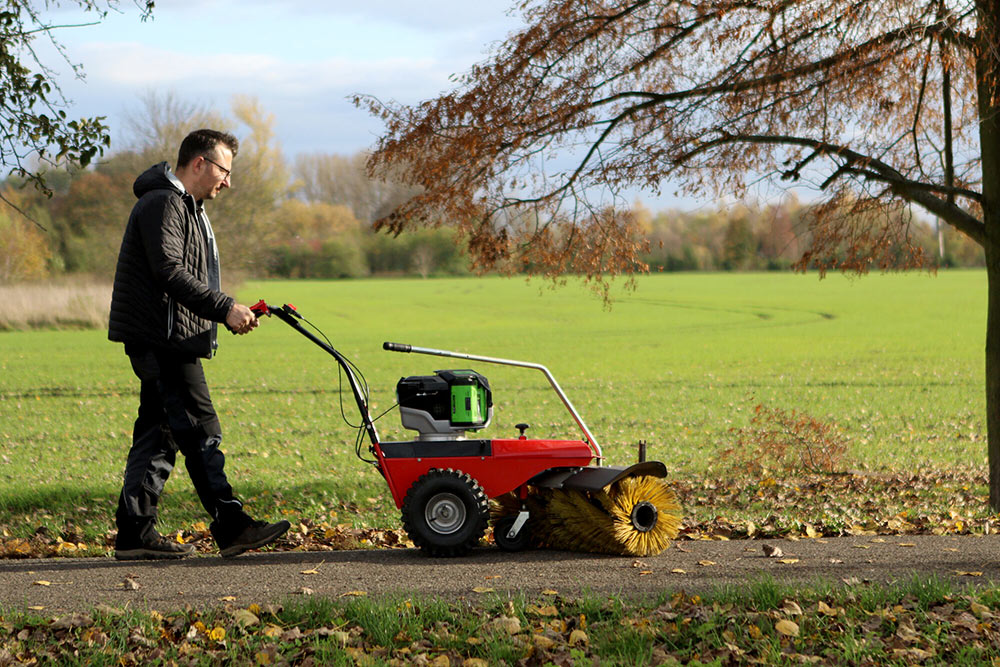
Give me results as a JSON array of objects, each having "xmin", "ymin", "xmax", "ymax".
[{"xmin": 226, "ymin": 303, "xmax": 259, "ymax": 335}]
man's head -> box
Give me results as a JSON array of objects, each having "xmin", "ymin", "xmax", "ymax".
[{"xmin": 175, "ymin": 129, "xmax": 239, "ymax": 201}]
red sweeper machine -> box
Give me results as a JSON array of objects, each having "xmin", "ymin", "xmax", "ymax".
[{"xmin": 251, "ymin": 301, "xmax": 681, "ymax": 557}]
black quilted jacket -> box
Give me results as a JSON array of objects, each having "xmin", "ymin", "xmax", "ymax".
[{"xmin": 108, "ymin": 162, "xmax": 234, "ymax": 358}]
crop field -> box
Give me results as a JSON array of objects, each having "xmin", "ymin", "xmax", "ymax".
[{"xmin": 0, "ymin": 271, "xmax": 990, "ymax": 547}]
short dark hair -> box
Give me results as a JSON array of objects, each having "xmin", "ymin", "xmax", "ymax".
[{"xmin": 177, "ymin": 129, "xmax": 239, "ymax": 168}]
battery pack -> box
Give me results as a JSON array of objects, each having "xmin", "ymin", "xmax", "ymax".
[{"xmin": 396, "ymin": 369, "xmax": 492, "ymax": 437}]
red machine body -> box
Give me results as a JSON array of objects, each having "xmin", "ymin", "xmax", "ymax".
[{"xmin": 374, "ymin": 438, "xmax": 594, "ymax": 508}]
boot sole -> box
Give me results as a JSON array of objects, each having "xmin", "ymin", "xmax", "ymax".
[
  {"xmin": 115, "ymin": 546, "xmax": 195, "ymax": 561},
  {"xmin": 219, "ymin": 522, "xmax": 290, "ymax": 558}
]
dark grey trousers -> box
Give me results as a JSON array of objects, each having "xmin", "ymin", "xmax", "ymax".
[{"xmin": 115, "ymin": 346, "xmax": 251, "ymax": 545}]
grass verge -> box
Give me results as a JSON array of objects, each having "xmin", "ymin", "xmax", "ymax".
[{"xmin": 3, "ymin": 577, "xmax": 1000, "ymax": 664}]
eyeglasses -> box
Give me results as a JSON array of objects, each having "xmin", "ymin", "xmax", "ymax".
[{"xmin": 201, "ymin": 155, "xmax": 231, "ymax": 180}]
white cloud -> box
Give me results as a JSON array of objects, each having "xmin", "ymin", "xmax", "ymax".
[{"xmin": 79, "ymin": 41, "xmax": 442, "ymax": 93}]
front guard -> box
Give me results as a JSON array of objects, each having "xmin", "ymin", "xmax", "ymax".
[{"xmin": 527, "ymin": 461, "xmax": 667, "ymax": 492}]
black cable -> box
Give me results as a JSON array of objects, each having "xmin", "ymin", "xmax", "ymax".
[{"xmin": 295, "ymin": 312, "xmax": 396, "ymax": 465}]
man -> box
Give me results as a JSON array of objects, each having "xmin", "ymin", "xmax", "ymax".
[{"xmin": 108, "ymin": 129, "xmax": 289, "ymax": 560}]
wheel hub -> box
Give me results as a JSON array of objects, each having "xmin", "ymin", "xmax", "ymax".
[{"xmin": 425, "ymin": 492, "xmax": 466, "ymax": 535}]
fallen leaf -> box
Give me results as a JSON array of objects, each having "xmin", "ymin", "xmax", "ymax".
[
  {"xmin": 897, "ymin": 543, "xmax": 916, "ymax": 547},
  {"xmin": 542, "ymin": 589, "xmax": 559, "ymax": 595},
  {"xmin": 699, "ymin": 560, "xmax": 717, "ymax": 567},
  {"xmin": 956, "ymin": 571, "xmax": 984, "ymax": 577},
  {"xmin": 50, "ymin": 613, "xmax": 93, "ymax": 630},
  {"xmin": 298, "ymin": 587, "xmax": 314, "ymax": 595},
  {"xmin": 340, "ymin": 590, "xmax": 367, "ymax": 597},
  {"xmin": 233, "ymin": 609, "xmax": 259, "ymax": 628},
  {"xmin": 94, "ymin": 604, "xmax": 123, "ymax": 617},
  {"xmin": 775, "ymin": 619, "xmax": 799, "ymax": 637},
  {"xmin": 778, "ymin": 558, "xmax": 800, "ymax": 564},
  {"xmin": 896, "ymin": 618, "xmax": 920, "ymax": 643},
  {"xmin": 817, "ymin": 601, "xmax": 840, "ymax": 616},
  {"xmin": 671, "ymin": 568, "xmax": 686, "ymax": 574},
  {"xmin": 218, "ymin": 596, "xmax": 236, "ymax": 602},
  {"xmin": 472, "ymin": 587, "xmax": 495, "ymax": 594},
  {"xmin": 300, "ymin": 568, "xmax": 320, "ymax": 575},
  {"xmin": 893, "ymin": 648, "xmax": 934, "ymax": 661},
  {"xmin": 970, "ymin": 601, "xmax": 991, "ymax": 617},
  {"xmin": 782, "ymin": 600, "xmax": 803, "ymax": 616},
  {"xmin": 33, "ymin": 580, "xmax": 50, "ymax": 587},
  {"xmin": 527, "ymin": 604, "xmax": 558, "ymax": 616},
  {"xmin": 762, "ymin": 544, "xmax": 783, "ymax": 558},
  {"xmin": 489, "ymin": 616, "xmax": 521, "ymax": 635},
  {"xmin": 569, "ymin": 629, "xmax": 588, "ymax": 645}
]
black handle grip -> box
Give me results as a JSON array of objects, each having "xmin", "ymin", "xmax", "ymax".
[{"xmin": 383, "ymin": 342, "xmax": 412, "ymax": 353}]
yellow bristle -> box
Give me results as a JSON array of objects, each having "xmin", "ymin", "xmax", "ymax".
[{"xmin": 489, "ymin": 476, "xmax": 683, "ymax": 557}]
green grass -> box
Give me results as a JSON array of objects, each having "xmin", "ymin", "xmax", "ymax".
[
  {"xmin": 4, "ymin": 579, "xmax": 1000, "ymax": 665},
  {"xmin": 0, "ymin": 271, "xmax": 989, "ymax": 547}
]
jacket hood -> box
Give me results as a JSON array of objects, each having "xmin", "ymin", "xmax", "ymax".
[{"xmin": 133, "ymin": 161, "xmax": 184, "ymax": 199}]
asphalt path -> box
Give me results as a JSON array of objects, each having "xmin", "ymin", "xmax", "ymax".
[{"xmin": 3, "ymin": 535, "xmax": 1000, "ymax": 613}]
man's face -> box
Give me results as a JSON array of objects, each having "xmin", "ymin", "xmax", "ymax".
[{"xmin": 193, "ymin": 147, "xmax": 233, "ymax": 201}]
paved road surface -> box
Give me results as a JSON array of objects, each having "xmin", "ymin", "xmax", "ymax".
[{"xmin": 2, "ymin": 535, "xmax": 999, "ymax": 613}]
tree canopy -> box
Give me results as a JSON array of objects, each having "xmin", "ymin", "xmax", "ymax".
[{"xmin": 361, "ymin": 0, "xmax": 996, "ymax": 277}]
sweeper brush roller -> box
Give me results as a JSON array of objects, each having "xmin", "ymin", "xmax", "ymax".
[{"xmin": 492, "ymin": 475, "xmax": 682, "ymax": 557}]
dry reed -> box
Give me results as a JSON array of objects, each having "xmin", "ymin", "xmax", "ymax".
[{"xmin": 0, "ymin": 281, "xmax": 111, "ymax": 330}]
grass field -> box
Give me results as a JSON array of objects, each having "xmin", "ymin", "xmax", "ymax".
[{"xmin": 0, "ymin": 271, "xmax": 990, "ymax": 548}]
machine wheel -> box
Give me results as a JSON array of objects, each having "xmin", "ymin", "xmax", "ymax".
[
  {"xmin": 493, "ymin": 515, "xmax": 532, "ymax": 552},
  {"xmin": 401, "ymin": 468, "xmax": 489, "ymax": 557}
]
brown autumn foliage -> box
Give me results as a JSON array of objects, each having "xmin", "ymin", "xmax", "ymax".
[
  {"xmin": 720, "ymin": 403, "xmax": 849, "ymax": 476},
  {"xmin": 358, "ymin": 0, "xmax": 1000, "ymax": 506}
]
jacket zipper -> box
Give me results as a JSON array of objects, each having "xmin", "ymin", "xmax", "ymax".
[{"xmin": 166, "ymin": 296, "xmax": 175, "ymax": 340}]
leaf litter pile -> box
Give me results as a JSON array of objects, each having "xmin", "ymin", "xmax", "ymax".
[{"xmin": 0, "ymin": 467, "xmax": 992, "ymax": 559}]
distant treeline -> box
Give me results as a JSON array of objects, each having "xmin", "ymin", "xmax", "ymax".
[
  {"xmin": 634, "ymin": 199, "xmax": 984, "ymax": 273},
  {"xmin": 0, "ymin": 166, "xmax": 984, "ymax": 285},
  {"xmin": 0, "ymin": 96, "xmax": 984, "ymax": 284}
]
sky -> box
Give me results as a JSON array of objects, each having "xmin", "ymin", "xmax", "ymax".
[
  {"xmin": 43, "ymin": 1, "xmax": 519, "ymax": 152},
  {"xmin": 37, "ymin": 0, "xmax": 710, "ymax": 210}
]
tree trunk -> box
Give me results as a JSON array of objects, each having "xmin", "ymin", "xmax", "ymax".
[
  {"xmin": 988, "ymin": 256, "xmax": 1000, "ymax": 510},
  {"xmin": 978, "ymin": 0, "xmax": 1000, "ymax": 509}
]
